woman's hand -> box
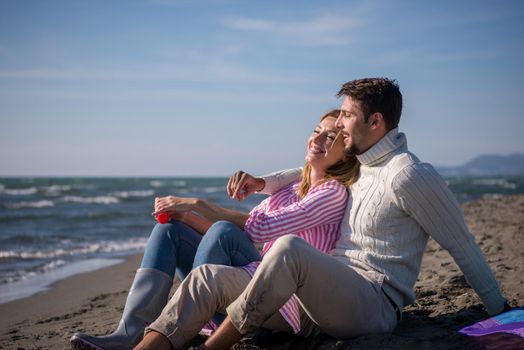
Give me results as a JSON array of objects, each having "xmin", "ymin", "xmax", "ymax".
[
  {"xmin": 227, "ymin": 171, "xmax": 265, "ymax": 201},
  {"xmin": 153, "ymin": 196, "xmax": 197, "ymax": 216}
]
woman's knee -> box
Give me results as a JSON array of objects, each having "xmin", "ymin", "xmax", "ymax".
[
  {"xmin": 148, "ymin": 221, "xmax": 190, "ymax": 245},
  {"xmin": 205, "ymin": 220, "xmax": 244, "ymax": 242},
  {"xmin": 148, "ymin": 222, "xmax": 173, "ymax": 241}
]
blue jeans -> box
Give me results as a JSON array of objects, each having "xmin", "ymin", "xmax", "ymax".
[{"xmin": 141, "ymin": 220, "xmax": 262, "ymax": 280}]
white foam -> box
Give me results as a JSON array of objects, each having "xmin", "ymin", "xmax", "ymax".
[
  {"xmin": 150, "ymin": 180, "xmax": 165, "ymax": 187},
  {"xmin": 113, "ymin": 190, "xmax": 154, "ymax": 198},
  {"xmin": 41, "ymin": 259, "xmax": 67, "ymax": 272},
  {"xmin": 200, "ymin": 186, "xmax": 225, "ymax": 193},
  {"xmin": 1, "ymin": 187, "xmax": 37, "ymax": 196},
  {"xmin": 0, "ymin": 237, "xmax": 148, "ymax": 260},
  {"xmin": 0, "ymin": 258, "xmax": 124, "ymax": 304},
  {"xmin": 42, "ymin": 185, "xmax": 72, "ymax": 194},
  {"xmin": 62, "ymin": 195, "xmax": 119, "ymax": 204},
  {"xmin": 6, "ymin": 200, "xmax": 55, "ymax": 209}
]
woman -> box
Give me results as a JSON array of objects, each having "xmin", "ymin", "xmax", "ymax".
[
  {"xmin": 71, "ymin": 110, "xmax": 359, "ymax": 350},
  {"xmin": 134, "ymin": 110, "xmax": 361, "ymax": 350}
]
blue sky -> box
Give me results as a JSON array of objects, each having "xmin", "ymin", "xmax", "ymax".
[{"xmin": 1, "ymin": 0, "xmax": 523, "ymax": 176}]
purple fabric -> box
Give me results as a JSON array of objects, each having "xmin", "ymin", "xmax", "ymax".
[{"xmin": 459, "ymin": 307, "xmax": 524, "ymax": 337}]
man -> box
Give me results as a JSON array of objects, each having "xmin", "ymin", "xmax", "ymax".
[{"xmin": 135, "ymin": 78, "xmax": 508, "ymax": 350}]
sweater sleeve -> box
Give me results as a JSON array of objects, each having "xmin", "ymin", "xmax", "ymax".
[
  {"xmin": 392, "ymin": 163, "xmax": 506, "ymax": 315},
  {"xmin": 245, "ymin": 181, "xmax": 348, "ymax": 243},
  {"xmin": 259, "ymin": 168, "xmax": 303, "ymax": 195}
]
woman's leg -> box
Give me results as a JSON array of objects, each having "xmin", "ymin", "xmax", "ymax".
[
  {"xmin": 145, "ymin": 264, "xmax": 253, "ymax": 350},
  {"xmin": 141, "ymin": 220, "xmax": 203, "ymax": 280},
  {"xmin": 71, "ymin": 221, "xmax": 203, "ymax": 350},
  {"xmin": 193, "ymin": 220, "xmax": 261, "ymax": 268}
]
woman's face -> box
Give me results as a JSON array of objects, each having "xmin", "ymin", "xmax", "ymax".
[{"xmin": 305, "ymin": 116, "xmax": 346, "ymax": 170}]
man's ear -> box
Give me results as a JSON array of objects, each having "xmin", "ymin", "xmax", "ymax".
[{"xmin": 369, "ymin": 112, "xmax": 385, "ymax": 130}]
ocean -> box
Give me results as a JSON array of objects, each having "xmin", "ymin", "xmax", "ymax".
[{"xmin": 1, "ymin": 175, "xmax": 523, "ymax": 304}]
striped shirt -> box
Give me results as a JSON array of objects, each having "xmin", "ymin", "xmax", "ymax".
[{"xmin": 241, "ymin": 179, "xmax": 348, "ymax": 333}]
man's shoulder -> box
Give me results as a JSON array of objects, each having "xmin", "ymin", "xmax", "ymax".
[
  {"xmin": 388, "ymin": 152, "xmax": 443, "ymax": 188},
  {"xmin": 387, "ymin": 151, "xmax": 422, "ymax": 173}
]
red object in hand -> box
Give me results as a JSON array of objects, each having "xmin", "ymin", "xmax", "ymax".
[{"xmin": 156, "ymin": 212, "xmax": 170, "ymax": 224}]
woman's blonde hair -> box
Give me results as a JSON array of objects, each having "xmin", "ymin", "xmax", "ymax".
[{"xmin": 297, "ymin": 109, "xmax": 360, "ymax": 198}]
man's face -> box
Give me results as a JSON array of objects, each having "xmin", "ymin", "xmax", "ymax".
[{"xmin": 335, "ymin": 96, "xmax": 371, "ymax": 156}]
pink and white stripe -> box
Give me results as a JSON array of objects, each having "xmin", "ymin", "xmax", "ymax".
[{"xmin": 242, "ymin": 179, "xmax": 348, "ymax": 333}]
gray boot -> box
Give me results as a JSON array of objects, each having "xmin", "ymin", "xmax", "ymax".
[{"xmin": 70, "ymin": 268, "xmax": 173, "ymax": 350}]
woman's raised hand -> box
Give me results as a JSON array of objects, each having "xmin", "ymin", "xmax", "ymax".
[
  {"xmin": 153, "ymin": 196, "xmax": 195, "ymax": 216},
  {"xmin": 227, "ymin": 171, "xmax": 265, "ymax": 201}
]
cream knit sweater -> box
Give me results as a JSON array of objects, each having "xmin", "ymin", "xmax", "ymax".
[{"xmin": 261, "ymin": 128, "xmax": 506, "ymax": 315}]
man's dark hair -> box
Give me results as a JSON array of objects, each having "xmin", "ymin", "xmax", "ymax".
[{"xmin": 337, "ymin": 78, "xmax": 402, "ymax": 130}]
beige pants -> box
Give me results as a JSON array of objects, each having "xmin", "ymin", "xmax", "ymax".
[
  {"xmin": 147, "ymin": 264, "xmax": 292, "ymax": 349},
  {"xmin": 149, "ymin": 235, "xmax": 397, "ymax": 348},
  {"xmin": 226, "ymin": 235, "xmax": 398, "ymax": 339}
]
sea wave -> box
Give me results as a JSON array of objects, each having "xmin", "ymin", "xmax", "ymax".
[
  {"xmin": 5, "ymin": 200, "xmax": 55, "ymax": 209},
  {"xmin": 2, "ymin": 259, "xmax": 68, "ymax": 283},
  {"xmin": 0, "ymin": 187, "xmax": 38, "ymax": 196},
  {"xmin": 198, "ymin": 186, "xmax": 226, "ymax": 193},
  {"xmin": 113, "ymin": 190, "xmax": 154, "ymax": 198},
  {"xmin": 62, "ymin": 195, "xmax": 119, "ymax": 204},
  {"xmin": 41, "ymin": 259, "xmax": 67, "ymax": 272},
  {"xmin": 150, "ymin": 180, "xmax": 187, "ymax": 188},
  {"xmin": 41, "ymin": 185, "xmax": 72, "ymax": 195},
  {"xmin": 0, "ymin": 233, "xmax": 72, "ymax": 245},
  {"xmin": 0, "ymin": 237, "xmax": 147, "ymax": 260}
]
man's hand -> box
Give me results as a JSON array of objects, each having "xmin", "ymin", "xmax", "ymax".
[{"xmin": 227, "ymin": 171, "xmax": 265, "ymax": 201}]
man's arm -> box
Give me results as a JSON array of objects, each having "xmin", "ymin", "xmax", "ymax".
[
  {"xmin": 258, "ymin": 168, "xmax": 302, "ymax": 195},
  {"xmin": 227, "ymin": 168, "xmax": 303, "ymax": 200},
  {"xmin": 392, "ymin": 163, "xmax": 507, "ymax": 315}
]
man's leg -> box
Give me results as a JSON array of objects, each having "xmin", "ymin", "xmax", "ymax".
[
  {"xmin": 225, "ymin": 235, "xmax": 397, "ymax": 339},
  {"xmin": 198, "ymin": 317, "xmax": 242, "ymax": 350},
  {"xmin": 193, "ymin": 220, "xmax": 262, "ymax": 327},
  {"xmin": 134, "ymin": 331, "xmax": 172, "ymax": 350},
  {"xmin": 145, "ymin": 264, "xmax": 251, "ymax": 349}
]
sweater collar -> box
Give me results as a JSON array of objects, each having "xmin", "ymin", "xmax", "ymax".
[{"xmin": 356, "ymin": 128, "xmax": 407, "ymax": 166}]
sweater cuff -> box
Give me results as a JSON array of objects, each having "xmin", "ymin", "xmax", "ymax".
[
  {"xmin": 259, "ymin": 172, "xmax": 283, "ymax": 195},
  {"xmin": 259, "ymin": 168, "xmax": 302, "ymax": 195}
]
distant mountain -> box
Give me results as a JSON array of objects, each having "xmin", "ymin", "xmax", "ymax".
[{"xmin": 436, "ymin": 153, "xmax": 524, "ymax": 177}]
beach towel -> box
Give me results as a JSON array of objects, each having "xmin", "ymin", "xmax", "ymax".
[{"xmin": 458, "ymin": 306, "xmax": 524, "ymax": 337}]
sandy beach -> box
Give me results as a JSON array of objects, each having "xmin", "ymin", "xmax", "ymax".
[{"xmin": 1, "ymin": 195, "xmax": 523, "ymax": 350}]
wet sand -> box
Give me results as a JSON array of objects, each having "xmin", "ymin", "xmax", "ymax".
[{"xmin": 1, "ymin": 195, "xmax": 523, "ymax": 350}]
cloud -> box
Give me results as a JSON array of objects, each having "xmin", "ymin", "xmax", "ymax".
[
  {"xmin": 221, "ymin": 14, "xmax": 365, "ymax": 47},
  {"xmin": 0, "ymin": 61, "xmax": 311, "ymax": 85},
  {"xmin": 370, "ymin": 47, "xmax": 503, "ymax": 66}
]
